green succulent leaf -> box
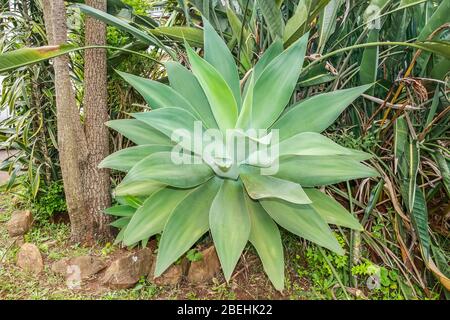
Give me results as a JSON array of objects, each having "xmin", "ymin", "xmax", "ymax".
[
  {"xmin": 236, "ymin": 74, "xmax": 254, "ymax": 129},
  {"xmin": 275, "ymin": 156, "xmax": 379, "ymax": 187},
  {"xmin": 260, "ymin": 198, "xmax": 344, "ymax": 255},
  {"xmin": 115, "ymin": 180, "xmax": 165, "ymax": 197},
  {"xmin": 104, "ymin": 205, "xmax": 136, "ymax": 217},
  {"xmin": 110, "ymin": 217, "xmax": 131, "ymax": 229},
  {"xmin": 272, "ymin": 85, "xmax": 372, "ymax": 140},
  {"xmin": 186, "ymin": 43, "xmax": 238, "ymax": 133},
  {"xmin": 253, "ymin": 39, "xmax": 284, "ymax": 81},
  {"xmin": 276, "ymin": 132, "xmax": 372, "ymax": 160},
  {"xmin": 123, "ymin": 187, "xmax": 194, "ymax": 246},
  {"xmin": 303, "ymin": 189, "xmax": 363, "ymax": 230},
  {"xmin": 120, "ymin": 152, "xmax": 214, "ymax": 189},
  {"xmin": 244, "ymin": 194, "xmax": 284, "ymax": 291},
  {"xmin": 251, "ymin": 33, "xmax": 309, "ymax": 129},
  {"xmin": 105, "ymin": 119, "xmax": 172, "ymax": 145},
  {"xmin": 116, "ymin": 71, "xmax": 198, "ymax": 115},
  {"xmin": 203, "ymin": 17, "xmax": 241, "ymax": 107},
  {"xmin": 132, "ymin": 107, "xmax": 204, "ymax": 153},
  {"xmin": 155, "ymin": 178, "xmax": 222, "ymax": 276},
  {"xmin": 99, "ymin": 144, "xmax": 172, "ymax": 172},
  {"xmin": 116, "ymin": 195, "xmax": 145, "ymax": 208},
  {"xmin": 210, "ymin": 180, "xmax": 251, "ymax": 281},
  {"xmin": 165, "ymin": 61, "xmax": 218, "ymax": 129},
  {"xmin": 241, "ymin": 173, "xmax": 311, "ymax": 204}
]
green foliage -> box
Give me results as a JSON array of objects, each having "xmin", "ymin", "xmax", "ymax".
[
  {"xmin": 186, "ymin": 249, "xmax": 203, "ymax": 262},
  {"xmin": 31, "ymin": 181, "xmax": 67, "ymax": 223},
  {"xmin": 102, "ymin": 20, "xmax": 376, "ymax": 291},
  {"xmin": 351, "ymin": 260, "xmax": 404, "ymax": 300},
  {"xmin": 0, "ymin": 0, "xmax": 448, "ymax": 299}
]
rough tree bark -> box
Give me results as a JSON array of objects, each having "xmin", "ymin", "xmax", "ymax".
[
  {"xmin": 83, "ymin": 0, "xmax": 112, "ymax": 241},
  {"xmin": 41, "ymin": 0, "xmax": 111, "ymax": 243},
  {"xmin": 41, "ymin": 0, "xmax": 93, "ymax": 243}
]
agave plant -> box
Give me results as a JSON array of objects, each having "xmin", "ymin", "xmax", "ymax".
[{"xmin": 100, "ymin": 18, "xmax": 378, "ymax": 290}]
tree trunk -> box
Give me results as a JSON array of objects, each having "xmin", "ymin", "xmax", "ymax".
[
  {"xmin": 83, "ymin": 0, "xmax": 112, "ymax": 241},
  {"xmin": 41, "ymin": 0, "xmax": 94, "ymax": 244}
]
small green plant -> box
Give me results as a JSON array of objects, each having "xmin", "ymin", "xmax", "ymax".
[
  {"xmin": 100, "ymin": 18, "xmax": 377, "ymax": 291},
  {"xmin": 299, "ymin": 234, "xmax": 349, "ymax": 299},
  {"xmin": 101, "ymin": 242, "xmax": 116, "ymax": 256},
  {"xmin": 186, "ymin": 249, "xmax": 203, "ymax": 262},
  {"xmin": 31, "ymin": 181, "xmax": 67, "ymax": 222},
  {"xmin": 351, "ymin": 260, "xmax": 405, "ymax": 300}
]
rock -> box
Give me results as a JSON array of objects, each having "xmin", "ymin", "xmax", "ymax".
[
  {"xmin": 7, "ymin": 210, "xmax": 32, "ymax": 237},
  {"xmin": 51, "ymin": 258, "xmax": 70, "ymax": 275},
  {"xmin": 187, "ymin": 246, "xmax": 221, "ymax": 284},
  {"xmin": 16, "ymin": 243, "xmax": 43, "ymax": 274},
  {"xmin": 148, "ymin": 257, "xmax": 188, "ymax": 286},
  {"xmin": 102, "ymin": 248, "xmax": 152, "ymax": 289},
  {"xmin": 51, "ymin": 255, "xmax": 106, "ymax": 279}
]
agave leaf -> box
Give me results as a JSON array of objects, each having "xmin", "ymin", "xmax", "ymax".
[
  {"xmin": 123, "ymin": 187, "xmax": 194, "ymax": 246},
  {"xmin": 303, "ymin": 189, "xmax": 363, "ymax": 230},
  {"xmin": 241, "ymin": 173, "xmax": 311, "ymax": 204},
  {"xmin": 114, "ymin": 227, "xmax": 126, "ymax": 245},
  {"xmin": 115, "ymin": 195, "xmax": 145, "ymax": 208},
  {"xmin": 253, "ymin": 39, "xmax": 284, "ymax": 81},
  {"xmin": 165, "ymin": 61, "xmax": 217, "ymax": 129},
  {"xmin": 186, "ymin": 44, "xmax": 238, "ymax": 132},
  {"xmin": 116, "ymin": 71, "xmax": 200, "ymax": 117},
  {"xmin": 203, "ymin": 17, "xmax": 241, "ymax": 107},
  {"xmin": 132, "ymin": 107, "xmax": 203, "ymax": 151},
  {"xmin": 260, "ymin": 198, "xmax": 344, "ymax": 254},
  {"xmin": 272, "ymin": 85, "xmax": 372, "ymax": 140},
  {"xmin": 105, "ymin": 119, "xmax": 172, "ymax": 145},
  {"xmin": 155, "ymin": 178, "xmax": 222, "ymax": 276},
  {"xmin": 236, "ymin": 74, "xmax": 254, "ymax": 129},
  {"xmin": 251, "ymin": 33, "xmax": 309, "ymax": 130},
  {"xmin": 110, "ymin": 217, "xmax": 131, "ymax": 228},
  {"xmin": 120, "ymin": 152, "xmax": 213, "ymax": 189},
  {"xmin": 115, "ymin": 179, "xmax": 165, "ymax": 197},
  {"xmin": 99, "ymin": 144, "xmax": 172, "ymax": 172},
  {"xmin": 275, "ymin": 156, "xmax": 379, "ymax": 187},
  {"xmin": 104, "ymin": 205, "xmax": 136, "ymax": 217},
  {"xmin": 210, "ymin": 180, "xmax": 251, "ymax": 281},
  {"xmin": 274, "ymin": 132, "xmax": 372, "ymax": 160},
  {"xmin": 244, "ymin": 194, "xmax": 284, "ymax": 291}
]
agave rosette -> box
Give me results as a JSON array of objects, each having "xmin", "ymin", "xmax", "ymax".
[{"xmin": 100, "ymin": 18, "xmax": 378, "ymax": 290}]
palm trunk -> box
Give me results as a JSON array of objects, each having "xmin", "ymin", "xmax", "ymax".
[
  {"xmin": 42, "ymin": 0, "xmax": 110, "ymax": 244},
  {"xmin": 83, "ymin": 0, "xmax": 112, "ymax": 241}
]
